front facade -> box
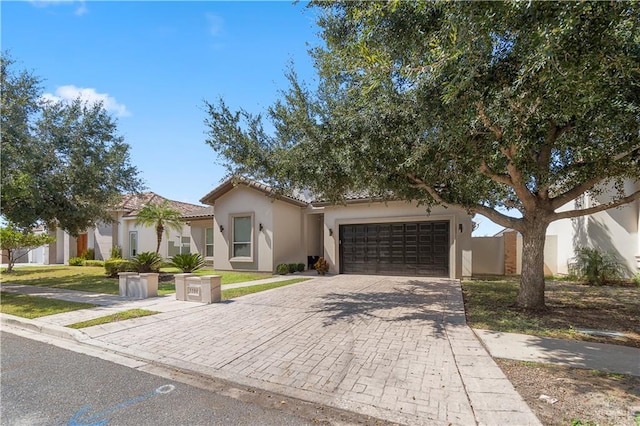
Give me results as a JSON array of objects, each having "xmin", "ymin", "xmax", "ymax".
[{"xmin": 201, "ymin": 178, "xmax": 473, "ymax": 279}]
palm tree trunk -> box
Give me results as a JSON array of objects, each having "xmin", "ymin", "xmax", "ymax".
[{"xmin": 156, "ymin": 222, "xmax": 164, "ymax": 254}]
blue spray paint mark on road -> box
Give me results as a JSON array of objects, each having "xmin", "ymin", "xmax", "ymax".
[{"xmin": 68, "ymin": 384, "xmax": 175, "ymax": 426}]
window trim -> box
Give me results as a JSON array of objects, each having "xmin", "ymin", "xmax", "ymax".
[
  {"xmin": 129, "ymin": 231, "xmax": 138, "ymax": 257},
  {"xmin": 230, "ymin": 213, "xmax": 254, "ymax": 262},
  {"xmin": 205, "ymin": 227, "xmax": 214, "ymax": 258}
]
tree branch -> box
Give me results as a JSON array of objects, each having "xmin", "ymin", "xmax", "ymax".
[
  {"xmin": 407, "ymin": 173, "xmax": 523, "ymax": 231},
  {"xmin": 500, "ymin": 144, "xmax": 538, "ymax": 211},
  {"xmin": 479, "ymin": 160, "xmax": 513, "ymax": 186},
  {"xmin": 552, "ymin": 189, "xmax": 640, "ymax": 220},
  {"xmin": 550, "ymin": 175, "xmax": 602, "ymax": 210},
  {"xmin": 476, "ymin": 102, "xmax": 503, "ymax": 139}
]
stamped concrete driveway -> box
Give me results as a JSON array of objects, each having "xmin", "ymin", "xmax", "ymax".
[{"xmin": 89, "ymin": 275, "xmax": 539, "ymax": 426}]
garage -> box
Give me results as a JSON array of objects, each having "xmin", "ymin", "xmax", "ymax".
[{"xmin": 339, "ymin": 221, "xmax": 450, "ymax": 277}]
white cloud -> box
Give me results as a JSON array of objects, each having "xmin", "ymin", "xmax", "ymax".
[
  {"xmin": 206, "ymin": 13, "xmax": 224, "ymax": 36},
  {"xmin": 42, "ymin": 85, "xmax": 131, "ymax": 117},
  {"xmin": 29, "ymin": 0, "xmax": 87, "ymax": 16}
]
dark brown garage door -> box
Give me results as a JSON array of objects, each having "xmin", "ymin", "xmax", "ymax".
[{"xmin": 339, "ymin": 221, "xmax": 449, "ymax": 277}]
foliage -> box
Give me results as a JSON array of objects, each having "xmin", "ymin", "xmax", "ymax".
[
  {"xmin": 288, "ymin": 263, "xmax": 298, "ymax": 274},
  {"xmin": 1, "ymin": 54, "xmax": 142, "ymax": 236},
  {"xmin": 0, "ymin": 225, "xmax": 55, "ymax": 272},
  {"xmin": 569, "ymin": 247, "xmax": 623, "ymax": 286},
  {"xmin": 276, "ymin": 263, "xmax": 290, "ymax": 275},
  {"xmin": 633, "ymin": 274, "xmax": 640, "ymax": 287},
  {"xmin": 222, "ymin": 278, "xmax": 310, "ymax": 300},
  {"xmin": 297, "ymin": 263, "xmax": 305, "ymax": 272},
  {"xmin": 104, "ymin": 259, "xmax": 136, "ymax": 277},
  {"xmin": 314, "ymin": 257, "xmax": 329, "ymax": 275},
  {"xmin": 68, "ymin": 257, "xmax": 85, "ymax": 266},
  {"xmin": 110, "ymin": 245, "xmax": 123, "ymax": 259},
  {"xmin": 134, "ymin": 201, "xmax": 184, "ymax": 254},
  {"xmin": 80, "ymin": 248, "xmax": 95, "ymax": 260},
  {"xmin": 0, "ymin": 291, "xmax": 96, "ymax": 319},
  {"xmin": 67, "ymin": 309, "xmax": 159, "ymax": 329},
  {"xmin": 204, "ymin": 2, "xmax": 640, "ymax": 310},
  {"xmin": 170, "ymin": 253, "xmax": 205, "ymax": 273},
  {"xmin": 84, "ymin": 260, "xmax": 105, "ymax": 267},
  {"xmin": 132, "ymin": 251, "xmax": 163, "ymax": 273}
]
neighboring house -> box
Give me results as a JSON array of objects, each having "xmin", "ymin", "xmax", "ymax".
[
  {"xmin": 472, "ymin": 180, "xmax": 640, "ymax": 277},
  {"xmin": 199, "ymin": 177, "xmax": 473, "ymax": 279},
  {"xmin": 181, "ymin": 206, "xmax": 215, "ymax": 265},
  {"xmin": 36, "ymin": 192, "xmax": 208, "ymax": 264}
]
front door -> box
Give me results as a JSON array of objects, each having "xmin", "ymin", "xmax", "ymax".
[{"xmin": 76, "ymin": 234, "xmax": 88, "ymax": 257}]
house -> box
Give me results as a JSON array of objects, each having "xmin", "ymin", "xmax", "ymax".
[
  {"xmin": 33, "ymin": 192, "xmax": 208, "ymax": 265},
  {"xmin": 198, "ymin": 177, "xmax": 473, "ymax": 279},
  {"xmin": 472, "ymin": 180, "xmax": 640, "ymax": 277}
]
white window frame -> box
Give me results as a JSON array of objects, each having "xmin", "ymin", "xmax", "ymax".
[
  {"xmin": 205, "ymin": 227, "xmax": 214, "ymax": 258},
  {"xmin": 129, "ymin": 231, "xmax": 138, "ymax": 257},
  {"xmin": 230, "ymin": 213, "xmax": 253, "ymax": 262}
]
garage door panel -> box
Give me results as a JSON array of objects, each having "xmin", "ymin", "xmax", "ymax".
[{"xmin": 339, "ymin": 221, "xmax": 450, "ymax": 277}]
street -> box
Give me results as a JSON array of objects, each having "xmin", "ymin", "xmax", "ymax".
[{"xmin": 1, "ymin": 331, "xmax": 329, "ymax": 426}]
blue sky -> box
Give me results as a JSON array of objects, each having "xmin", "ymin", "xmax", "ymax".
[{"xmin": 3, "ymin": 0, "xmax": 504, "ymax": 236}]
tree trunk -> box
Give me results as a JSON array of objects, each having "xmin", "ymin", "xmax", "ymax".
[
  {"xmin": 155, "ymin": 223, "xmax": 164, "ymax": 254},
  {"xmin": 516, "ymin": 219, "xmax": 549, "ymax": 310}
]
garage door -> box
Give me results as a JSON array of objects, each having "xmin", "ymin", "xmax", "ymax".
[{"xmin": 339, "ymin": 221, "xmax": 449, "ymax": 277}]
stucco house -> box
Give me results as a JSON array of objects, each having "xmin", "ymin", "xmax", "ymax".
[
  {"xmin": 31, "ymin": 192, "xmax": 207, "ymax": 265},
  {"xmin": 472, "ymin": 180, "xmax": 640, "ymax": 277},
  {"xmin": 196, "ymin": 177, "xmax": 473, "ymax": 279}
]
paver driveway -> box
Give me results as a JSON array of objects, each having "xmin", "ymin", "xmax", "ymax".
[{"xmin": 89, "ymin": 275, "xmax": 539, "ymax": 425}]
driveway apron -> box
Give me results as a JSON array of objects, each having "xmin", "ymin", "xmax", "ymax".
[{"xmin": 89, "ymin": 275, "xmax": 539, "ymax": 426}]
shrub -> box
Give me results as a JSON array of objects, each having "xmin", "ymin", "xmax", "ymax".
[
  {"xmin": 632, "ymin": 273, "xmax": 640, "ymax": 287},
  {"xmin": 104, "ymin": 259, "xmax": 136, "ymax": 277},
  {"xmin": 110, "ymin": 245, "xmax": 123, "ymax": 259},
  {"xmin": 80, "ymin": 248, "xmax": 95, "ymax": 260},
  {"xmin": 569, "ymin": 247, "xmax": 623, "ymax": 286},
  {"xmin": 68, "ymin": 257, "xmax": 85, "ymax": 266},
  {"xmin": 288, "ymin": 263, "xmax": 298, "ymax": 274},
  {"xmin": 296, "ymin": 263, "xmax": 305, "ymax": 272},
  {"xmin": 170, "ymin": 253, "xmax": 205, "ymax": 273},
  {"xmin": 132, "ymin": 252, "xmax": 163, "ymax": 273},
  {"xmin": 276, "ymin": 264, "xmax": 289, "ymax": 275},
  {"xmin": 84, "ymin": 260, "xmax": 105, "ymax": 267},
  {"xmin": 314, "ymin": 257, "xmax": 329, "ymax": 275}
]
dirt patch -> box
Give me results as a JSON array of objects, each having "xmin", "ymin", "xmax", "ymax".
[{"xmin": 497, "ymin": 359, "xmax": 640, "ymax": 426}]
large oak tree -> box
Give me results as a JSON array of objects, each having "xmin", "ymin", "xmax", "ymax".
[
  {"xmin": 204, "ymin": 1, "xmax": 640, "ymax": 310},
  {"xmin": 1, "ymin": 55, "xmax": 142, "ymax": 236}
]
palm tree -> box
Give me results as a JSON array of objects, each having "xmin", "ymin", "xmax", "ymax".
[{"xmin": 134, "ymin": 201, "xmax": 184, "ymax": 254}]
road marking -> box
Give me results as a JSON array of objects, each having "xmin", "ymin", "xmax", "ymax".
[{"xmin": 68, "ymin": 384, "xmax": 175, "ymax": 426}]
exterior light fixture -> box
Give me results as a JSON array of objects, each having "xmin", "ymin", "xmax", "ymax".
[
  {"xmin": 219, "ymin": 225, "xmax": 224, "ymax": 232},
  {"xmin": 458, "ymin": 224, "xmax": 463, "ymax": 233},
  {"xmin": 329, "ymin": 228, "xmax": 333, "ymax": 236},
  {"xmin": 259, "ymin": 223, "xmax": 263, "ymax": 231}
]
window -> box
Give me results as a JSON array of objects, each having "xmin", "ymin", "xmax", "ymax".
[
  {"xmin": 232, "ymin": 215, "xmax": 252, "ymax": 260},
  {"xmin": 168, "ymin": 236, "xmax": 191, "ymax": 257},
  {"xmin": 205, "ymin": 228, "xmax": 214, "ymax": 257},
  {"xmin": 129, "ymin": 231, "xmax": 138, "ymax": 257}
]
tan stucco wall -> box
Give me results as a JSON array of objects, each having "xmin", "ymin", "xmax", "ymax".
[
  {"xmin": 472, "ymin": 237, "xmax": 504, "ymax": 275},
  {"xmin": 321, "ymin": 201, "xmax": 473, "ymax": 279},
  {"xmin": 187, "ymin": 218, "xmax": 214, "ymax": 261},
  {"xmin": 273, "ymin": 201, "xmax": 305, "ymax": 268}
]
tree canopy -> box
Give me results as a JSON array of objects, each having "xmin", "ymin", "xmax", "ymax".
[
  {"xmin": 204, "ymin": 1, "xmax": 640, "ymax": 309},
  {"xmin": 1, "ymin": 54, "xmax": 143, "ymax": 237},
  {"xmin": 0, "ymin": 225, "xmax": 56, "ymax": 273}
]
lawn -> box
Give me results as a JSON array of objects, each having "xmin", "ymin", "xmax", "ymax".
[
  {"xmin": 462, "ymin": 276, "xmax": 640, "ymax": 348},
  {"xmin": 0, "ymin": 291, "xmax": 97, "ymax": 319},
  {"xmin": 1, "ymin": 266, "xmax": 273, "ymax": 295},
  {"xmin": 222, "ymin": 278, "xmax": 310, "ymax": 300},
  {"xmin": 67, "ymin": 309, "xmax": 159, "ymax": 329}
]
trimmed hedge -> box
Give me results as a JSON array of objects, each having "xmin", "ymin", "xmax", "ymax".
[{"xmin": 105, "ymin": 259, "xmax": 136, "ymax": 277}]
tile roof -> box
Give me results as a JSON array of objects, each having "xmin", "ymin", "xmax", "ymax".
[
  {"xmin": 199, "ymin": 176, "xmax": 309, "ymax": 207},
  {"xmin": 181, "ymin": 206, "xmax": 215, "ymax": 220},
  {"xmin": 114, "ymin": 192, "xmax": 206, "ymax": 217}
]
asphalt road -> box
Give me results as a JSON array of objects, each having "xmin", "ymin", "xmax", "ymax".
[{"xmin": 1, "ymin": 331, "xmax": 326, "ymax": 426}]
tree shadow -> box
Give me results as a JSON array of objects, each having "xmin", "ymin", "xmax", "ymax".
[{"xmin": 311, "ymin": 279, "xmax": 456, "ymax": 336}]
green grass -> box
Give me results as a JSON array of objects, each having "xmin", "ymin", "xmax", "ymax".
[
  {"xmin": 222, "ymin": 278, "xmax": 310, "ymax": 300},
  {"xmin": 1, "ymin": 266, "xmax": 273, "ymax": 296},
  {"xmin": 66, "ymin": 309, "xmax": 159, "ymax": 329},
  {"xmin": 0, "ymin": 291, "xmax": 97, "ymax": 319}
]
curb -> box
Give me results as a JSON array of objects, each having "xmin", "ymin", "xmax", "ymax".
[{"xmin": 0, "ymin": 313, "xmax": 89, "ymax": 342}]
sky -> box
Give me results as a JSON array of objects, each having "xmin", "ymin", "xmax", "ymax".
[{"xmin": 2, "ymin": 0, "xmax": 505, "ymax": 236}]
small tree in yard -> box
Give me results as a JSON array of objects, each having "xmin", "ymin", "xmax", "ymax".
[
  {"xmin": 204, "ymin": 1, "xmax": 640, "ymax": 311},
  {"xmin": 134, "ymin": 201, "xmax": 183, "ymax": 254},
  {"xmin": 0, "ymin": 225, "xmax": 55, "ymax": 273}
]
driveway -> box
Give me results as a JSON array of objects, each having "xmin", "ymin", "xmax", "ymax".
[{"xmin": 88, "ymin": 275, "xmax": 540, "ymax": 425}]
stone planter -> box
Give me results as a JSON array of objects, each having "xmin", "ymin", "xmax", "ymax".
[
  {"xmin": 175, "ymin": 275, "xmax": 221, "ymax": 304},
  {"xmin": 118, "ymin": 272, "xmax": 159, "ymax": 299}
]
